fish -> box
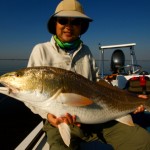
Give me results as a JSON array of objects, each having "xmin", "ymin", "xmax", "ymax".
[{"xmin": 0, "ymin": 66, "xmax": 150, "ymax": 146}]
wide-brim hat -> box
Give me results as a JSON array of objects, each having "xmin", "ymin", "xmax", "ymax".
[{"xmin": 47, "ymin": 0, "xmax": 93, "ymax": 35}]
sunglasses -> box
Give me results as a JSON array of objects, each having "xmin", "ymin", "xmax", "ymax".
[{"xmin": 56, "ymin": 18, "xmax": 82, "ymax": 26}]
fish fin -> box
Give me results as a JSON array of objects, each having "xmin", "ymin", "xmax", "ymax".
[
  {"xmin": 115, "ymin": 114, "xmax": 135, "ymax": 126},
  {"xmin": 58, "ymin": 123, "xmax": 71, "ymax": 147},
  {"xmin": 60, "ymin": 93, "xmax": 93, "ymax": 106}
]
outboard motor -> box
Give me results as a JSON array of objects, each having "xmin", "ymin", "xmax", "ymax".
[{"xmin": 111, "ymin": 49, "xmax": 125, "ymax": 74}]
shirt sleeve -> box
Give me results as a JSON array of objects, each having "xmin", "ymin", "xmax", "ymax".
[{"xmin": 27, "ymin": 44, "xmax": 44, "ymax": 67}]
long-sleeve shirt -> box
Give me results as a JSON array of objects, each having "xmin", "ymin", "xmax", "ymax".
[{"xmin": 26, "ymin": 36, "xmax": 100, "ymax": 118}]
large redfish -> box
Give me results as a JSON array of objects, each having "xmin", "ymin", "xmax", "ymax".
[{"xmin": 0, "ymin": 66, "xmax": 150, "ymax": 146}]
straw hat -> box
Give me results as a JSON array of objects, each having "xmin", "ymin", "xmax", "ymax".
[{"xmin": 47, "ymin": 0, "xmax": 93, "ymax": 35}]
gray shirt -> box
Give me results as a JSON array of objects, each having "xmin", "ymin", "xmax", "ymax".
[{"xmin": 26, "ymin": 36, "xmax": 100, "ymax": 118}]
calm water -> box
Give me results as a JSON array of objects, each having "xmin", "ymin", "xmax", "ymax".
[
  {"xmin": 0, "ymin": 59, "xmax": 150, "ymax": 75},
  {"xmin": 0, "ymin": 59, "xmax": 28, "ymax": 75}
]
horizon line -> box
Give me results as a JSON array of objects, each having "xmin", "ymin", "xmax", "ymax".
[
  {"xmin": 0, "ymin": 59, "xmax": 150, "ymax": 61},
  {"xmin": 0, "ymin": 58, "xmax": 28, "ymax": 60}
]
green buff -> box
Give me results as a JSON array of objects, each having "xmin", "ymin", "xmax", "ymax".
[{"xmin": 54, "ymin": 35, "xmax": 82, "ymax": 51}]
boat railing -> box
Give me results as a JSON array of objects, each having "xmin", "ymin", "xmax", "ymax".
[{"xmin": 15, "ymin": 121, "xmax": 49, "ymax": 150}]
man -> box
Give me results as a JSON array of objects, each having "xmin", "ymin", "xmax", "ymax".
[{"xmin": 27, "ymin": 0, "xmax": 150, "ymax": 149}]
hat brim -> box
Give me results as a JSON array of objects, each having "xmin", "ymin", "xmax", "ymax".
[{"xmin": 54, "ymin": 11, "xmax": 92, "ymax": 22}]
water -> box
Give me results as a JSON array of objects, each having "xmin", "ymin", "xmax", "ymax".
[
  {"xmin": 0, "ymin": 59, "xmax": 28, "ymax": 75},
  {"xmin": 0, "ymin": 59, "xmax": 150, "ymax": 75}
]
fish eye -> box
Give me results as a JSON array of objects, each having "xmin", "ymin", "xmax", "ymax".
[
  {"xmin": 15, "ymin": 72, "xmax": 23, "ymax": 77},
  {"xmin": 16, "ymin": 73, "xmax": 21, "ymax": 77}
]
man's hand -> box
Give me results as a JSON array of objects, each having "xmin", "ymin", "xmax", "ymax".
[
  {"xmin": 133, "ymin": 94, "xmax": 148, "ymax": 114},
  {"xmin": 47, "ymin": 113, "xmax": 81, "ymax": 128},
  {"xmin": 133, "ymin": 105, "xmax": 145, "ymax": 114}
]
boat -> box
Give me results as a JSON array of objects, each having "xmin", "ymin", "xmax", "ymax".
[
  {"xmin": 99, "ymin": 43, "xmax": 150, "ymax": 94},
  {"xmin": 1, "ymin": 43, "xmax": 150, "ymax": 149}
]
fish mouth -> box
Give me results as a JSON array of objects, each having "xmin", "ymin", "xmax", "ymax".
[{"xmin": 0, "ymin": 83, "xmax": 19, "ymax": 93}]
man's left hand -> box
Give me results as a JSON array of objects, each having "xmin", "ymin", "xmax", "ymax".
[{"xmin": 133, "ymin": 94, "xmax": 148, "ymax": 114}]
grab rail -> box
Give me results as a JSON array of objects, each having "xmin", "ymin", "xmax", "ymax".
[{"xmin": 15, "ymin": 121, "xmax": 48, "ymax": 150}]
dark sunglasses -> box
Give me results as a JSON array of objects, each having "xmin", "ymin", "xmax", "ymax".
[{"xmin": 57, "ymin": 18, "xmax": 82, "ymax": 26}]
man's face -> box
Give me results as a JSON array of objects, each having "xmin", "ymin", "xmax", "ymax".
[{"xmin": 56, "ymin": 17, "xmax": 82, "ymax": 42}]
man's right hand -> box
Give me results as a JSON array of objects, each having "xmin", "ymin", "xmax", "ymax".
[{"xmin": 47, "ymin": 113, "xmax": 81, "ymax": 128}]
